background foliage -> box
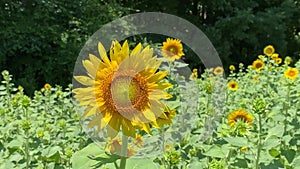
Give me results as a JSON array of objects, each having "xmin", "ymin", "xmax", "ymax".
[{"xmin": 1, "ymin": 0, "xmax": 299, "ymax": 94}]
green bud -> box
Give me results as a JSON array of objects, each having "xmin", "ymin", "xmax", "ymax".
[
  {"xmin": 21, "ymin": 120, "xmax": 31, "ymax": 131},
  {"xmin": 59, "ymin": 119, "xmax": 66, "ymax": 128}
]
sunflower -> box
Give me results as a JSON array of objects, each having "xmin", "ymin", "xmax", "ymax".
[
  {"xmin": 284, "ymin": 56, "xmax": 292, "ymax": 65},
  {"xmin": 275, "ymin": 58, "xmax": 282, "ymax": 64},
  {"xmin": 190, "ymin": 68, "xmax": 198, "ymax": 79},
  {"xmin": 284, "ymin": 67, "xmax": 299, "ymax": 80},
  {"xmin": 258, "ymin": 55, "xmax": 264, "ymax": 59},
  {"xmin": 134, "ymin": 134, "xmax": 143, "ymax": 148},
  {"xmin": 228, "ymin": 109, "xmax": 253, "ymax": 128},
  {"xmin": 271, "ymin": 53, "xmax": 279, "ymax": 60},
  {"xmin": 161, "ymin": 38, "xmax": 184, "ymax": 62},
  {"xmin": 44, "ymin": 83, "xmax": 51, "ymax": 90},
  {"xmin": 253, "ymin": 75, "xmax": 259, "ymax": 82},
  {"xmin": 252, "ymin": 59, "xmax": 265, "ymax": 71},
  {"xmin": 18, "ymin": 86, "xmax": 24, "ymax": 91},
  {"xmin": 213, "ymin": 66, "xmax": 224, "ymax": 75},
  {"xmin": 227, "ymin": 81, "xmax": 238, "ymax": 91},
  {"xmin": 73, "ymin": 40, "xmax": 174, "ymax": 138},
  {"xmin": 229, "ymin": 65, "xmax": 235, "ymax": 71},
  {"xmin": 263, "ymin": 45, "xmax": 275, "ymax": 56},
  {"xmin": 106, "ymin": 138, "xmax": 135, "ymax": 158}
]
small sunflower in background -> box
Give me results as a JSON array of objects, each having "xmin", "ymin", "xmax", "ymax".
[
  {"xmin": 213, "ymin": 66, "xmax": 224, "ymax": 75},
  {"xmin": 271, "ymin": 53, "xmax": 279, "ymax": 60},
  {"xmin": 190, "ymin": 68, "xmax": 198, "ymax": 79},
  {"xmin": 229, "ymin": 65, "xmax": 235, "ymax": 71},
  {"xmin": 44, "ymin": 83, "xmax": 51, "ymax": 90},
  {"xmin": 284, "ymin": 67, "xmax": 299, "ymax": 80},
  {"xmin": 252, "ymin": 59, "xmax": 265, "ymax": 71},
  {"xmin": 227, "ymin": 81, "xmax": 238, "ymax": 91},
  {"xmin": 263, "ymin": 45, "xmax": 275, "ymax": 57},
  {"xmin": 275, "ymin": 58, "xmax": 282, "ymax": 65},
  {"xmin": 253, "ymin": 75, "xmax": 259, "ymax": 82},
  {"xmin": 105, "ymin": 138, "xmax": 135, "ymax": 158},
  {"xmin": 18, "ymin": 85, "xmax": 24, "ymax": 91},
  {"xmin": 161, "ymin": 38, "xmax": 184, "ymax": 62},
  {"xmin": 73, "ymin": 40, "xmax": 174, "ymax": 138},
  {"xmin": 228, "ymin": 109, "xmax": 253, "ymax": 128},
  {"xmin": 284, "ymin": 56, "xmax": 292, "ymax": 65}
]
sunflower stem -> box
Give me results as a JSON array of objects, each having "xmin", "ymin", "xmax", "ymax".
[
  {"xmin": 283, "ymin": 84, "xmax": 291, "ymax": 135},
  {"xmin": 120, "ymin": 134, "xmax": 128, "ymax": 169},
  {"xmin": 255, "ymin": 114, "xmax": 262, "ymax": 169}
]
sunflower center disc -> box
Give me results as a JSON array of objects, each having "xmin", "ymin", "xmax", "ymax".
[{"xmin": 110, "ymin": 72, "xmax": 149, "ymax": 116}]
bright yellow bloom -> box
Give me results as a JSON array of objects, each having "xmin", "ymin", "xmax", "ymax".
[
  {"xmin": 275, "ymin": 58, "xmax": 282, "ymax": 64},
  {"xmin": 252, "ymin": 59, "xmax": 265, "ymax": 71},
  {"xmin": 73, "ymin": 41, "xmax": 174, "ymax": 138},
  {"xmin": 18, "ymin": 86, "xmax": 24, "ymax": 91},
  {"xmin": 258, "ymin": 55, "xmax": 264, "ymax": 59},
  {"xmin": 190, "ymin": 68, "xmax": 198, "ymax": 79},
  {"xmin": 161, "ymin": 38, "xmax": 184, "ymax": 62},
  {"xmin": 253, "ymin": 75, "xmax": 259, "ymax": 82},
  {"xmin": 134, "ymin": 134, "xmax": 143, "ymax": 147},
  {"xmin": 213, "ymin": 66, "xmax": 224, "ymax": 75},
  {"xmin": 106, "ymin": 138, "xmax": 135, "ymax": 158},
  {"xmin": 284, "ymin": 68, "xmax": 299, "ymax": 80},
  {"xmin": 229, "ymin": 65, "xmax": 235, "ymax": 71},
  {"xmin": 156, "ymin": 106, "xmax": 176, "ymax": 127},
  {"xmin": 227, "ymin": 81, "xmax": 238, "ymax": 91},
  {"xmin": 228, "ymin": 109, "xmax": 253, "ymax": 128},
  {"xmin": 271, "ymin": 53, "xmax": 279, "ymax": 60},
  {"xmin": 241, "ymin": 146, "xmax": 247, "ymax": 152},
  {"xmin": 263, "ymin": 45, "xmax": 275, "ymax": 56},
  {"xmin": 44, "ymin": 83, "xmax": 51, "ymax": 90}
]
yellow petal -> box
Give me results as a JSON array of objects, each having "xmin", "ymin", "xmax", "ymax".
[
  {"xmin": 74, "ymin": 76, "xmax": 94, "ymax": 86},
  {"xmin": 98, "ymin": 42, "xmax": 110, "ymax": 65},
  {"xmin": 122, "ymin": 119, "xmax": 136, "ymax": 137},
  {"xmin": 82, "ymin": 106, "xmax": 98, "ymax": 118},
  {"xmin": 147, "ymin": 71, "xmax": 168, "ymax": 83},
  {"xmin": 150, "ymin": 82, "xmax": 173, "ymax": 90},
  {"xmin": 82, "ymin": 60, "xmax": 97, "ymax": 78},
  {"xmin": 130, "ymin": 43, "xmax": 142, "ymax": 56},
  {"xmin": 73, "ymin": 87, "xmax": 94, "ymax": 95},
  {"xmin": 89, "ymin": 54, "xmax": 101, "ymax": 67}
]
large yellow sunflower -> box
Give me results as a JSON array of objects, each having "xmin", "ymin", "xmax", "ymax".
[
  {"xmin": 228, "ymin": 110, "xmax": 253, "ymax": 128},
  {"xmin": 284, "ymin": 67, "xmax": 299, "ymax": 80},
  {"xmin": 252, "ymin": 59, "xmax": 265, "ymax": 71},
  {"xmin": 73, "ymin": 40, "xmax": 174, "ymax": 138},
  {"xmin": 161, "ymin": 38, "xmax": 184, "ymax": 62}
]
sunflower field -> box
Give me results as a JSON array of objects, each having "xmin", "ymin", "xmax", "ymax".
[{"xmin": 1, "ymin": 42, "xmax": 300, "ymax": 169}]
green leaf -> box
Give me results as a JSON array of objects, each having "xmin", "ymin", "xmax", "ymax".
[
  {"xmin": 281, "ymin": 149, "xmax": 296, "ymax": 164},
  {"xmin": 126, "ymin": 158, "xmax": 159, "ymax": 169},
  {"xmin": 203, "ymin": 145, "xmax": 226, "ymax": 158},
  {"xmin": 71, "ymin": 143, "xmax": 116, "ymax": 169},
  {"xmin": 269, "ymin": 148, "xmax": 280, "ymax": 158},
  {"xmin": 223, "ymin": 137, "xmax": 248, "ymax": 147},
  {"xmin": 263, "ymin": 135, "xmax": 280, "ymax": 150},
  {"xmin": 268, "ymin": 125, "xmax": 284, "ymax": 137}
]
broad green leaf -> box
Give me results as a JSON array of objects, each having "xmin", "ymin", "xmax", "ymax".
[
  {"xmin": 71, "ymin": 143, "xmax": 115, "ymax": 169},
  {"xmin": 224, "ymin": 137, "xmax": 247, "ymax": 147},
  {"xmin": 281, "ymin": 149, "xmax": 296, "ymax": 164},
  {"xmin": 126, "ymin": 158, "xmax": 159, "ymax": 169},
  {"xmin": 203, "ymin": 145, "xmax": 226, "ymax": 158},
  {"xmin": 268, "ymin": 125, "xmax": 284, "ymax": 137}
]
